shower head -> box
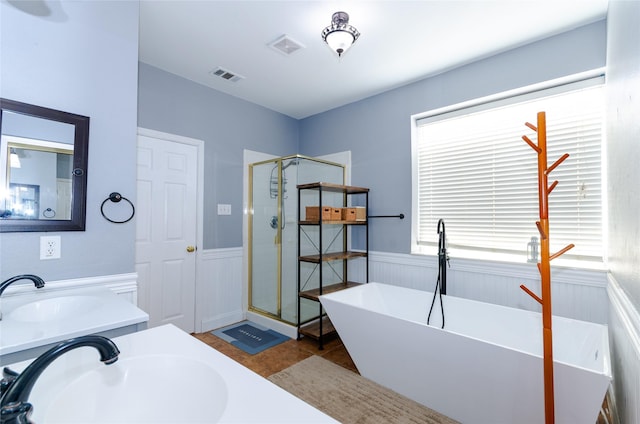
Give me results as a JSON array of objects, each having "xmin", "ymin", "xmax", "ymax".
[
  {"xmin": 269, "ymin": 158, "xmax": 299, "ymax": 199},
  {"xmin": 282, "ymin": 158, "xmax": 299, "ymax": 170}
]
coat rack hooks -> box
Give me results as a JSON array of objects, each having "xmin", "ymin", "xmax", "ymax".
[
  {"xmin": 100, "ymin": 192, "xmax": 135, "ymax": 224},
  {"xmin": 519, "ymin": 111, "xmax": 575, "ymax": 424}
]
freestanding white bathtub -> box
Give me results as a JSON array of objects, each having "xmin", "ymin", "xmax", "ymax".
[{"xmin": 320, "ymin": 282, "xmax": 611, "ymax": 424}]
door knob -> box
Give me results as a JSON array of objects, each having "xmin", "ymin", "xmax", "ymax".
[{"xmin": 186, "ymin": 246, "xmax": 196, "ymax": 253}]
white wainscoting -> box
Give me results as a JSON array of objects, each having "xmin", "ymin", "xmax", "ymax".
[
  {"xmin": 199, "ymin": 246, "xmax": 608, "ymax": 331},
  {"xmin": 197, "ymin": 247, "xmax": 244, "ymax": 333},
  {"xmin": 349, "ymin": 251, "xmax": 609, "ymax": 324},
  {"xmin": 607, "ymin": 274, "xmax": 640, "ymax": 424},
  {"xmin": 1, "ymin": 273, "xmax": 139, "ymax": 304}
]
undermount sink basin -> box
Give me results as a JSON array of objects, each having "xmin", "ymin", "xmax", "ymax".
[
  {"xmin": 43, "ymin": 355, "xmax": 228, "ymax": 423},
  {"xmin": 8, "ymin": 295, "xmax": 102, "ymax": 323}
]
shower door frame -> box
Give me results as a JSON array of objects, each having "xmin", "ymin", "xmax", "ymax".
[{"xmin": 248, "ymin": 154, "xmax": 345, "ymax": 324}]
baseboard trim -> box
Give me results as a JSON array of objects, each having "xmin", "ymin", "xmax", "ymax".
[
  {"xmin": 201, "ymin": 310, "xmax": 244, "ymax": 333},
  {"xmin": 246, "ymin": 311, "xmax": 297, "ymax": 339}
]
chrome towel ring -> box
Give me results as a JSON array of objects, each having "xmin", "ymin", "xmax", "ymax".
[
  {"xmin": 100, "ymin": 192, "xmax": 135, "ymax": 224},
  {"xmin": 42, "ymin": 208, "xmax": 56, "ymax": 218}
]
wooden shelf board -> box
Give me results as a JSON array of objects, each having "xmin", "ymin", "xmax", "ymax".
[
  {"xmin": 299, "ymin": 220, "xmax": 367, "ymax": 225},
  {"xmin": 299, "ymin": 281, "xmax": 363, "ymax": 301},
  {"xmin": 299, "ymin": 251, "xmax": 367, "ymax": 263},
  {"xmin": 297, "ymin": 182, "xmax": 369, "ymax": 194},
  {"xmin": 298, "ymin": 316, "xmax": 336, "ymax": 339}
]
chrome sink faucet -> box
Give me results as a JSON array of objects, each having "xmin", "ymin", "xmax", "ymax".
[
  {"xmin": 0, "ymin": 335, "xmax": 120, "ymax": 424},
  {"xmin": 0, "ymin": 275, "xmax": 46, "ymax": 321}
]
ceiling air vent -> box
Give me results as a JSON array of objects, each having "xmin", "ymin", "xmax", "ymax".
[
  {"xmin": 268, "ymin": 34, "xmax": 305, "ymax": 56},
  {"xmin": 209, "ymin": 67, "xmax": 244, "ymax": 83}
]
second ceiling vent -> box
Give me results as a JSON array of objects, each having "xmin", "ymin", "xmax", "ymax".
[{"xmin": 209, "ymin": 67, "xmax": 244, "ymax": 83}]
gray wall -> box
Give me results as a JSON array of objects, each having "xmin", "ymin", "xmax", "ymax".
[
  {"xmin": 0, "ymin": 1, "xmax": 139, "ymax": 280},
  {"xmin": 605, "ymin": 1, "xmax": 640, "ymax": 422},
  {"xmin": 0, "ymin": 4, "xmax": 611, "ymax": 288},
  {"xmin": 137, "ymin": 63, "xmax": 299, "ymax": 249},
  {"xmin": 299, "ymin": 20, "xmax": 607, "ymax": 254},
  {"xmin": 137, "ymin": 21, "xmax": 605, "ymax": 253}
]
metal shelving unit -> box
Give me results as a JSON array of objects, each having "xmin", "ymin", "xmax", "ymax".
[{"xmin": 296, "ymin": 182, "xmax": 369, "ymax": 349}]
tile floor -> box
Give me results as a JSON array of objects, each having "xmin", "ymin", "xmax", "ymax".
[
  {"xmin": 192, "ymin": 331, "xmax": 356, "ymax": 379},
  {"xmin": 193, "ymin": 330, "xmax": 612, "ymax": 424}
]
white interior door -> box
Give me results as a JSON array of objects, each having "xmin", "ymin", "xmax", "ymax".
[
  {"xmin": 136, "ymin": 134, "xmax": 198, "ymax": 332},
  {"xmin": 56, "ymin": 179, "xmax": 72, "ymax": 219}
]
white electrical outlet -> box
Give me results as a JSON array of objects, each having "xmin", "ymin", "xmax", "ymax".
[
  {"xmin": 217, "ymin": 204, "xmax": 232, "ymax": 215},
  {"xmin": 40, "ymin": 235, "xmax": 61, "ymax": 260}
]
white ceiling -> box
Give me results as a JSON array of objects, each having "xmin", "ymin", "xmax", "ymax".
[{"xmin": 139, "ymin": 1, "xmax": 608, "ymax": 119}]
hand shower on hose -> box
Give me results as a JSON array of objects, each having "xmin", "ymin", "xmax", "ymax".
[
  {"xmin": 437, "ymin": 219, "xmax": 450, "ymax": 295},
  {"xmin": 428, "ymin": 218, "xmax": 450, "ymax": 328},
  {"xmin": 269, "ymin": 158, "xmax": 299, "ymax": 230}
]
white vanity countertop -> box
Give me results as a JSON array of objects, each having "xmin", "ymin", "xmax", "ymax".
[
  {"xmin": 0, "ymin": 285, "xmax": 149, "ymax": 356},
  {"xmin": 4, "ymin": 324, "xmax": 338, "ymax": 423}
]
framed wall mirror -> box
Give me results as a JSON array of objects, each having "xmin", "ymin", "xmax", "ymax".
[{"xmin": 0, "ymin": 98, "xmax": 89, "ymax": 232}]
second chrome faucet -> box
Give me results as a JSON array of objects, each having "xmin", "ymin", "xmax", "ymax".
[{"xmin": 0, "ymin": 275, "xmax": 45, "ymax": 321}]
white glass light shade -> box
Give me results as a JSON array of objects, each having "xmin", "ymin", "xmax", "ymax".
[
  {"xmin": 325, "ymin": 30, "xmax": 355, "ymax": 56},
  {"xmin": 321, "ymin": 11, "xmax": 360, "ymax": 57}
]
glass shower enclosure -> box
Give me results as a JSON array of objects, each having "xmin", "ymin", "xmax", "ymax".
[{"xmin": 248, "ymin": 155, "xmax": 344, "ymax": 325}]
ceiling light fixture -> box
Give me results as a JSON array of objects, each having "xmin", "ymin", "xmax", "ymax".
[{"xmin": 321, "ymin": 11, "xmax": 360, "ymax": 57}]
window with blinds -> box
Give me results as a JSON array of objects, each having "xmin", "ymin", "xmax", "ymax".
[{"xmin": 412, "ymin": 81, "xmax": 604, "ymax": 262}]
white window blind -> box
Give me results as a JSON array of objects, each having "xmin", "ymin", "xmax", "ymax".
[{"xmin": 414, "ymin": 82, "xmax": 604, "ymax": 262}]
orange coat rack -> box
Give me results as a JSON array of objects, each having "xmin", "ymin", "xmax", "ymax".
[{"xmin": 519, "ymin": 111, "xmax": 574, "ymax": 424}]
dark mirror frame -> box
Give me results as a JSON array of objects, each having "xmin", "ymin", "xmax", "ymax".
[{"xmin": 0, "ymin": 98, "xmax": 89, "ymax": 232}]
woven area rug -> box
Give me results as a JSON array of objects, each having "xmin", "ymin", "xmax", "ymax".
[{"xmin": 268, "ymin": 356, "xmax": 459, "ymax": 424}]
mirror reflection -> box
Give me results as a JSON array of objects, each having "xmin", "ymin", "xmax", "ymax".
[
  {"xmin": 0, "ymin": 99, "xmax": 89, "ymax": 232},
  {"xmin": 1, "ymin": 115, "xmax": 75, "ymax": 220}
]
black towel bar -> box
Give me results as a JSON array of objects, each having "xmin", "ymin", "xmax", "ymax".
[{"xmin": 367, "ymin": 213, "xmax": 404, "ymax": 219}]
